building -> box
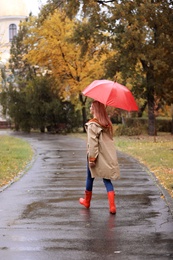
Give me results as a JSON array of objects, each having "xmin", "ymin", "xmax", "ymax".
[
  {"xmin": 0, "ymin": 0, "xmax": 28, "ymax": 122},
  {"xmin": 0, "ymin": 0, "xmax": 28, "ymax": 63}
]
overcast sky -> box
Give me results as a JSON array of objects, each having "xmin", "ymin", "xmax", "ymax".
[{"xmin": 24, "ymin": 0, "xmax": 48, "ymax": 15}]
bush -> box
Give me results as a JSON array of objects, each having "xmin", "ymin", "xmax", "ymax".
[
  {"xmin": 114, "ymin": 124, "xmax": 143, "ymax": 136},
  {"xmin": 114, "ymin": 118, "xmax": 172, "ymax": 136},
  {"xmin": 0, "ymin": 77, "xmax": 82, "ymax": 133},
  {"xmin": 156, "ymin": 119, "xmax": 172, "ymax": 132},
  {"xmin": 125, "ymin": 118, "xmax": 172, "ymax": 133}
]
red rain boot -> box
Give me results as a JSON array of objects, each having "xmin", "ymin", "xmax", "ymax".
[
  {"xmin": 79, "ymin": 190, "xmax": 92, "ymax": 208},
  {"xmin": 107, "ymin": 191, "xmax": 116, "ymax": 214}
]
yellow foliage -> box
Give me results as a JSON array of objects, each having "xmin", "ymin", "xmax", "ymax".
[{"xmin": 24, "ymin": 10, "xmax": 108, "ymax": 105}]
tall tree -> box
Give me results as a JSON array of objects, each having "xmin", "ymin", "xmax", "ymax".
[
  {"xmin": 64, "ymin": 0, "xmax": 173, "ymax": 135},
  {"xmin": 108, "ymin": 0, "xmax": 173, "ymax": 135},
  {"xmin": 24, "ymin": 9, "xmax": 108, "ymax": 131},
  {"xmin": 37, "ymin": 0, "xmax": 80, "ymax": 22}
]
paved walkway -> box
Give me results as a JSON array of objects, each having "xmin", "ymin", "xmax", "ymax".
[{"xmin": 0, "ymin": 131, "xmax": 173, "ymax": 260}]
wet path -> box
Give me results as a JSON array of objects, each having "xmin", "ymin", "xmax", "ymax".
[{"xmin": 0, "ymin": 132, "xmax": 173, "ymax": 260}]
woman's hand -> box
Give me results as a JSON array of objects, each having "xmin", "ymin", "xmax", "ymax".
[{"xmin": 89, "ymin": 162, "xmax": 96, "ymax": 168}]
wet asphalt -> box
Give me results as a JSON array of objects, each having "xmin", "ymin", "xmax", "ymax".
[{"xmin": 0, "ymin": 131, "xmax": 173, "ymax": 260}]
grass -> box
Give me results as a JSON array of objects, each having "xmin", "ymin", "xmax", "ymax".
[
  {"xmin": 0, "ymin": 135, "xmax": 34, "ymax": 188},
  {"xmin": 71, "ymin": 132, "xmax": 173, "ymax": 198},
  {"xmin": 114, "ymin": 134, "xmax": 173, "ymax": 197}
]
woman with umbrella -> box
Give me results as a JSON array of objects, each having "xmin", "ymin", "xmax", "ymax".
[{"xmin": 79, "ymin": 100, "xmax": 120, "ymax": 214}]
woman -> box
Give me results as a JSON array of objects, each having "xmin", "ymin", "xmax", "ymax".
[{"xmin": 79, "ymin": 101, "xmax": 120, "ymax": 214}]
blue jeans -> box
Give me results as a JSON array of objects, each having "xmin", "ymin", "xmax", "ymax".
[{"xmin": 86, "ymin": 164, "xmax": 114, "ymax": 192}]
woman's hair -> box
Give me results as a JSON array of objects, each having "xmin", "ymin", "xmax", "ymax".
[{"xmin": 92, "ymin": 101, "xmax": 113, "ymax": 136}]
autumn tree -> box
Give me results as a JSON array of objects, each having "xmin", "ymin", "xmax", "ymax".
[
  {"xmin": 107, "ymin": 0, "xmax": 173, "ymax": 135},
  {"xmin": 37, "ymin": 0, "xmax": 80, "ymax": 23},
  {"xmin": 0, "ymin": 14, "xmax": 81, "ymax": 132},
  {"xmin": 62, "ymin": 0, "xmax": 173, "ymax": 135},
  {"xmin": 24, "ymin": 9, "xmax": 108, "ymax": 131}
]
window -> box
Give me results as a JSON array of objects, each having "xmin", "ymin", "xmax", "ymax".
[{"xmin": 9, "ymin": 24, "xmax": 17, "ymax": 42}]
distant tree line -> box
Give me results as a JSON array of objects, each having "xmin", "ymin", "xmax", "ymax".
[{"xmin": 0, "ymin": 0, "xmax": 172, "ymax": 135}]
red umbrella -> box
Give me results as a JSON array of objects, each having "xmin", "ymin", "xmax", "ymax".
[{"xmin": 82, "ymin": 79, "xmax": 138, "ymax": 111}]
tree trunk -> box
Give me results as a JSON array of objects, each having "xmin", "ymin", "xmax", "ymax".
[
  {"xmin": 138, "ymin": 101, "xmax": 147, "ymax": 117},
  {"xmin": 82, "ymin": 105, "xmax": 87, "ymax": 132},
  {"xmin": 171, "ymin": 104, "xmax": 173, "ymax": 135},
  {"xmin": 79, "ymin": 93, "xmax": 87, "ymax": 132},
  {"xmin": 146, "ymin": 71, "xmax": 156, "ymax": 136},
  {"xmin": 40, "ymin": 126, "xmax": 45, "ymax": 133},
  {"xmin": 148, "ymin": 97, "xmax": 156, "ymax": 136}
]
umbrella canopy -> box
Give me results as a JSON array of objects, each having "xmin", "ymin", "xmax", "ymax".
[{"xmin": 82, "ymin": 80, "xmax": 138, "ymax": 111}]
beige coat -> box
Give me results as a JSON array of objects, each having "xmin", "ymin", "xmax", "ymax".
[{"xmin": 85, "ymin": 120, "xmax": 120, "ymax": 181}]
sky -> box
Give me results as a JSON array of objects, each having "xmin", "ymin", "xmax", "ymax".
[{"xmin": 24, "ymin": 0, "xmax": 48, "ymax": 16}]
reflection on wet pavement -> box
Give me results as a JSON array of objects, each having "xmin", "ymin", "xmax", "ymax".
[{"xmin": 0, "ymin": 133, "xmax": 173, "ymax": 260}]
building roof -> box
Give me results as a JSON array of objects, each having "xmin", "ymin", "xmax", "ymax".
[{"xmin": 0, "ymin": 0, "xmax": 28, "ymax": 17}]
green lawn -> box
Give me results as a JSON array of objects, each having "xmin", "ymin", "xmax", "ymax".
[{"xmin": 0, "ymin": 135, "xmax": 34, "ymax": 188}]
